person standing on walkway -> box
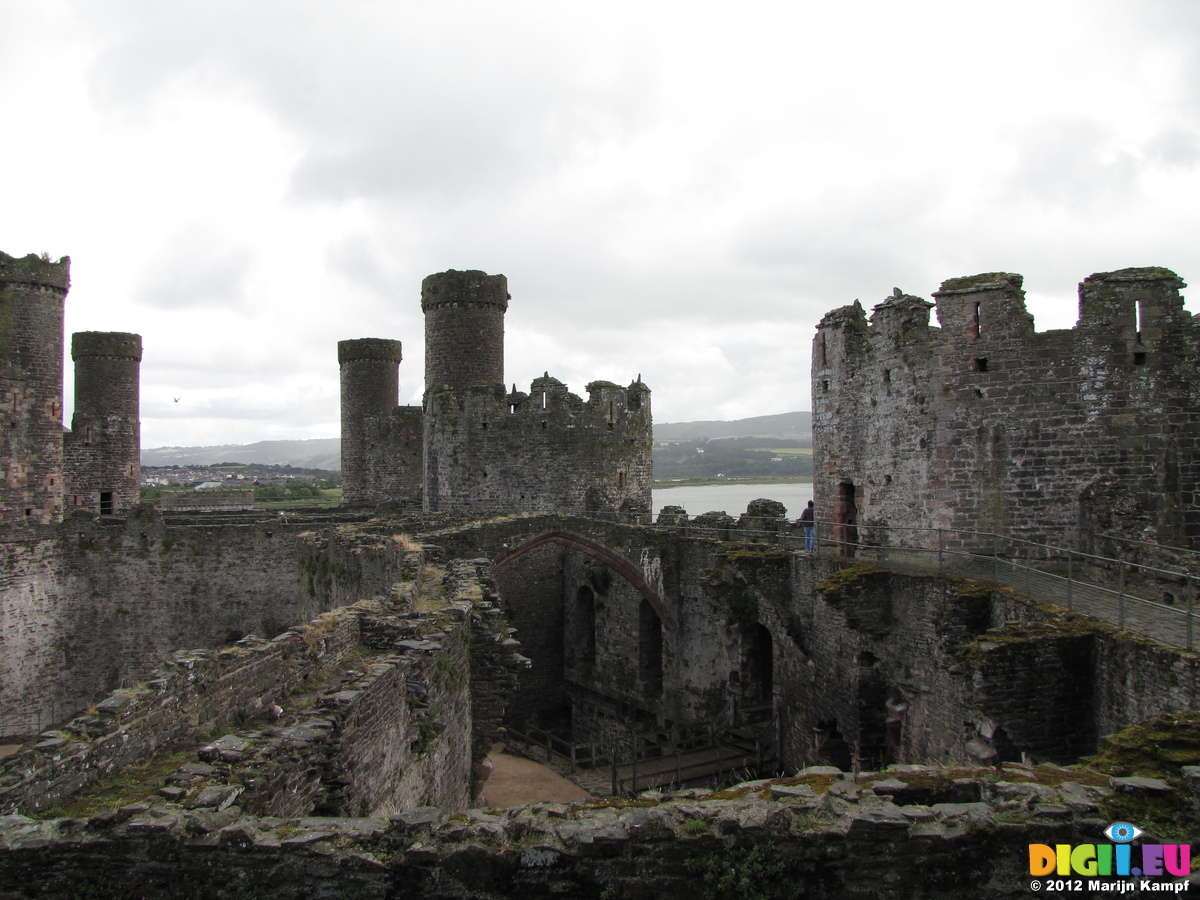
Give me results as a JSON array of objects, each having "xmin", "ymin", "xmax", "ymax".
[{"xmin": 799, "ymin": 500, "xmax": 815, "ymax": 551}]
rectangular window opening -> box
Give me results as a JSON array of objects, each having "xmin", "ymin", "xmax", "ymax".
[
  {"xmin": 973, "ymin": 357, "xmax": 988, "ymax": 372},
  {"xmin": 99, "ymin": 492, "xmax": 114, "ymax": 516},
  {"xmin": 1134, "ymin": 352, "xmax": 1147, "ymax": 366}
]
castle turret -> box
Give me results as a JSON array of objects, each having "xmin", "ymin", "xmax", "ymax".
[
  {"xmin": 64, "ymin": 332, "xmax": 142, "ymax": 515},
  {"xmin": 339, "ymin": 338, "xmax": 402, "ymax": 504},
  {"xmin": 0, "ymin": 252, "xmax": 69, "ymax": 525},
  {"xmin": 421, "ymin": 270, "xmax": 508, "ymax": 398}
]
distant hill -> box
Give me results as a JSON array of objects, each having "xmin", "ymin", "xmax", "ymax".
[
  {"xmin": 141, "ymin": 438, "xmax": 340, "ymax": 470},
  {"xmin": 654, "ymin": 411, "xmax": 811, "ymax": 443},
  {"xmin": 140, "ymin": 412, "xmax": 812, "ymax": 470}
]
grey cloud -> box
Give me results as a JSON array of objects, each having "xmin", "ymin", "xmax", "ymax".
[
  {"xmin": 135, "ymin": 227, "xmax": 254, "ymax": 310},
  {"xmin": 1005, "ymin": 117, "xmax": 1138, "ymax": 209},
  {"xmin": 80, "ymin": 1, "xmax": 660, "ymax": 208},
  {"xmin": 1145, "ymin": 126, "xmax": 1200, "ymax": 169}
]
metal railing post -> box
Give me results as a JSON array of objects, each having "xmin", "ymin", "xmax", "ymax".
[
  {"xmin": 1025, "ymin": 543, "xmax": 1031, "ymax": 597},
  {"xmin": 938, "ymin": 528, "xmax": 944, "ymax": 572},
  {"xmin": 993, "ymin": 532, "xmax": 999, "ymax": 581},
  {"xmin": 611, "ymin": 744, "xmax": 618, "ymax": 797},
  {"xmin": 1118, "ymin": 563, "xmax": 1125, "ymax": 628},
  {"xmin": 1188, "ymin": 574, "xmax": 1195, "ymax": 652},
  {"xmin": 1066, "ymin": 550, "xmax": 1073, "ymax": 612}
]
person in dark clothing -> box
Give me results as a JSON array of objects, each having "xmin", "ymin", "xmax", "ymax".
[{"xmin": 798, "ymin": 500, "xmax": 815, "ymax": 551}]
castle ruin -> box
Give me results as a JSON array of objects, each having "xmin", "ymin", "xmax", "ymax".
[
  {"xmin": 0, "ymin": 253, "xmax": 141, "ymax": 523},
  {"xmin": 341, "ymin": 269, "xmax": 653, "ymax": 514},
  {"xmin": 812, "ymin": 267, "xmax": 1200, "ymax": 558},
  {"xmin": 0, "ymin": 254, "xmax": 1196, "ymax": 897}
]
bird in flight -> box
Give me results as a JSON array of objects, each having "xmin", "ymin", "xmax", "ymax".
[{"xmin": 173, "ymin": 397, "xmax": 180, "ymax": 403}]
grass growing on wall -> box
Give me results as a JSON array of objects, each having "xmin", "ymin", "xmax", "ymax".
[{"xmin": 33, "ymin": 750, "xmax": 189, "ymax": 820}]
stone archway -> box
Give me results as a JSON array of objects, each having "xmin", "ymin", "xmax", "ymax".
[{"xmin": 492, "ymin": 531, "xmax": 672, "ymax": 630}]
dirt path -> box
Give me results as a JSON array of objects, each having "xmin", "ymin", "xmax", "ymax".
[{"xmin": 474, "ymin": 743, "xmax": 592, "ymax": 809}]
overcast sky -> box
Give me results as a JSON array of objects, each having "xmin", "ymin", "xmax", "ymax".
[{"xmin": 3, "ymin": 1, "xmax": 1199, "ymax": 448}]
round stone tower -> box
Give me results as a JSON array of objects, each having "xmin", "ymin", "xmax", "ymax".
[
  {"xmin": 421, "ymin": 270, "xmax": 508, "ymax": 397},
  {"xmin": 65, "ymin": 332, "xmax": 142, "ymax": 515},
  {"xmin": 339, "ymin": 338, "xmax": 402, "ymax": 504},
  {"xmin": 0, "ymin": 252, "xmax": 70, "ymax": 526}
]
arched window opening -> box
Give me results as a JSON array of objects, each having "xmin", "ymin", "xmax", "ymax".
[
  {"xmin": 742, "ymin": 623, "xmax": 773, "ymax": 713},
  {"xmin": 638, "ymin": 599, "xmax": 663, "ymax": 698},
  {"xmin": 833, "ymin": 482, "xmax": 858, "ymax": 556},
  {"xmin": 572, "ymin": 585, "xmax": 596, "ymax": 671}
]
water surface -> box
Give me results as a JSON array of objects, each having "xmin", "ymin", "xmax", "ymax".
[{"xmin": 652, "ymin": 482, "xmax": 813, "ymax": 520}]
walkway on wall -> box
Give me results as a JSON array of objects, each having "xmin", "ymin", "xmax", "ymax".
[
  {"xmin": 802, "ymin": 521, "xmax": 1200, "ymax": 652},
  {"xmin": 558, "ymin": 508, "xmax": 1200, "ymax": 653}
]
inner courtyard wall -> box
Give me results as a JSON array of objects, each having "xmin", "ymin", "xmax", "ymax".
[{"xmin": 0, "ymin": 510, "xmax": 411, "ymax": 736}]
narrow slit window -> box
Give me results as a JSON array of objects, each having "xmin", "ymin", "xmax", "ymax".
[{"xmin": 972, "ymin": 302, "xmax": 981, "ymax": 338}]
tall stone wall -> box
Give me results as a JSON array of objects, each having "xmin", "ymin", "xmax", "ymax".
[
  {"xmin": 424, "ymin": 376, "xmax": 652, "ymax": 514},
  {"xmin": 0, "ymin": 252, "xmax": 68, "ymax": 528},
  {"xmin": 491, "ymin": 543, "xmax": 568, "ymax": 724},
  {"xmin": 812, "ymin": 268, "xmax": 1200, "ymax": 554},
  {"xmin": 63, "ymin": 332, "xmax": 142, "ymax": 516},
  {"xmin": 0, "ymin": 510, "xmax": 411, "ymax": 737}
]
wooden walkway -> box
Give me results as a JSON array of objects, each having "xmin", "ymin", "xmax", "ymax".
[{"xmin": 569, "ymin": 741, "xmax": 762, "ymax": 795}]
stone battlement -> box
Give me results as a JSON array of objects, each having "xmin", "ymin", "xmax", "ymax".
[
  {"xmin": 813, "ymin": 266, "xmax": 1200, "ymax": 556},
  {"xmin": 341, "ymin": 270, "xmax": 651, "ymax": 515},
  {"xmin": 70, "ymin": 332, "xmax": 142, "ymax": 361},
  {"xmin": 423, "ymin": 375, "xmax": 652, "ymax": 514},
  {"xmin": 337, "ymin": 337, "xmax": 402, "ymax": 364},
  {"xmin": 0, "ymin": 252, "xmax": 70, "ymax": 292}
]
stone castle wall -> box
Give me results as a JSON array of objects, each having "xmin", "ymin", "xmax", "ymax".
[
  {"xmin": 426, "ymin": 513, "xmax": 1199, "ymax": 771},
  {"xmin": 338, "ymin": 339, "xmax": 423, "ymax": 506},
  {"xmin": 0, "ymin": 253, "xmax": 69, "ymax": 528},
  {"xmin": 1, "ymin": 760, "xmax": 1194, "ymax": 898},
  {"xmin": 0, "ymin": 555, "xmax": 520, "ymax": 821},
  {"xmin": 423, "ymin": 376, "xmax": 653, "ymax": 514},
  {"xmin": 0, "ymin": 509, "xmax": 415, "ymax": 736},
  {"xmin": 812, "ymin": 268, "xmax": 1200, "ymax": 555},
  {"xmin": 341, "ymin": 270, "xmax": 652, "ymax": 514},
  {"xmin": 157, "ymin": 488, "xmax": 254, "ymax": 511},
  {"xmin": 62, "ymin": 332, "xmax": 142, "ymax": 516},
  {"xmin": 421, "ymin": 269, "xmax": 507, "ymax": 398}
]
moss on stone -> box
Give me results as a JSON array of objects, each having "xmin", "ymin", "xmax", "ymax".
[
  {"xmin": 959, "ymin": 615, "xmax": 1097, "ymax": 665},
  {"xmin": 813, "ymin": 563, "xmax": 889, "ymax": 604},
  {"xmin": 1080, "ymin": 711, "xmax": 1200, "ymax": 839},
  {"xmin": 1083, "ymin": 711, "xmax": 1200, "ymax": 781},
  {"xmin": 34, "ymin": 750, "xmax": 189, "ymax": 819}
]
